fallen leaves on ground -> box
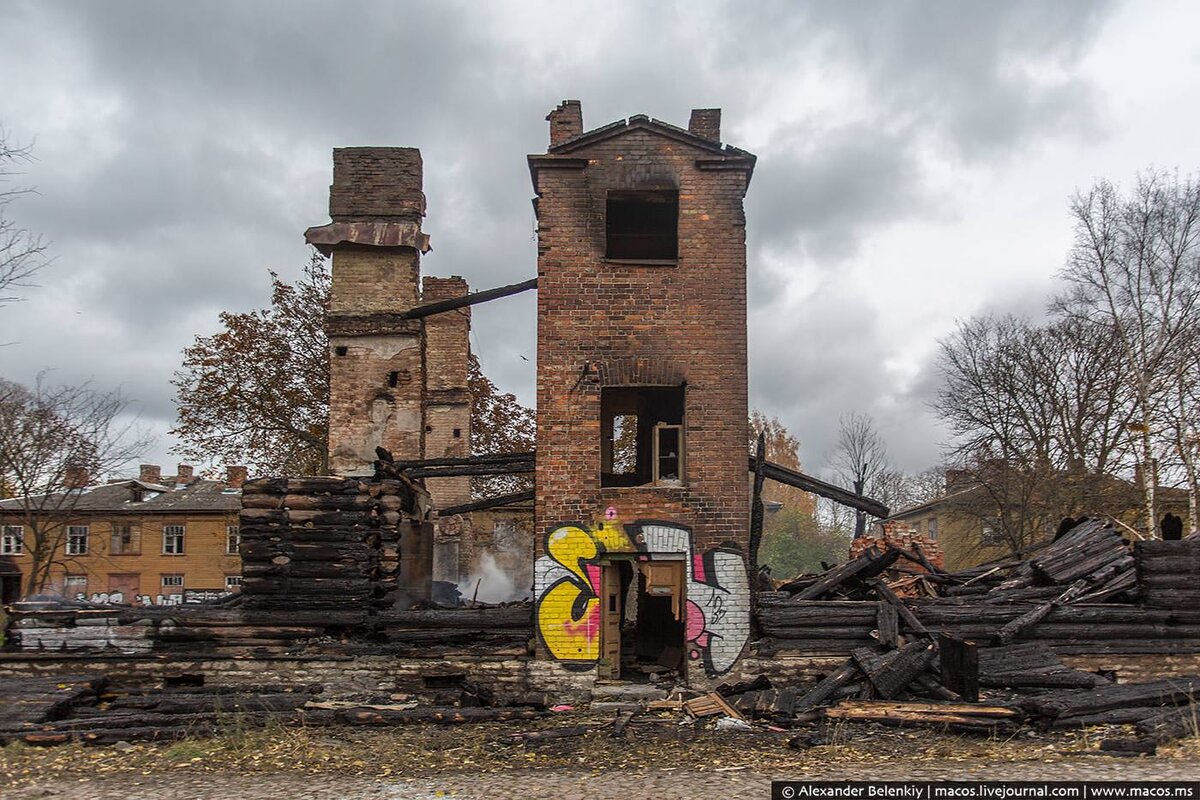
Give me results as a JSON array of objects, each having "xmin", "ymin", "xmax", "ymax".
[{"xmin": 1, "ymin": 711, "xmax": 1195, "ymax": 791}]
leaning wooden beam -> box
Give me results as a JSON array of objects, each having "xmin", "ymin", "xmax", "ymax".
[
  {"xmin": 749, "ymin": 432, "xmax": 767, "ymax": 599},
  {"xmin": 400, "ymin": 278, "xmax": 538, "ymax": 320},
  {"xmin": 405, "ymin": 462, "xmax": 536, "ymax": 479},
  {"xmin": 749, "ymin": 456, "xmax": 889, "ymax": 518},
  {"xmin": 437, "ymin": 489, "xmax": 536, "ymax": 517},
  {"xmin": 389, "ymin": 452, "xmax": 535, "ymax": 470}
]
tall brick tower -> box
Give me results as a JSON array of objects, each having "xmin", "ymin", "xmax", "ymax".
[
  {"xmin": 305, "ymin": 148, "xmax": 470, "ymax": 512},
  {"xmin": 529, "ymin": 102, "xmax": 757, "ymax": 681}
]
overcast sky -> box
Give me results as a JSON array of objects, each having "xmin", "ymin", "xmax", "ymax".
[{"xmin": 2, "ymin": 0, "xmax": 1199, "ymax": 484}]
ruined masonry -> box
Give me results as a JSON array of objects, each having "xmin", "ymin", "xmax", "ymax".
[{"xmin": 531, "ymin": 102, "xmax": 757, "ymax": 679}]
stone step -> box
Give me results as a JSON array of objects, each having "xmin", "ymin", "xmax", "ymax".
[{"xmin": 590, "ymin": 683, "xmax": 669, "ymax": 701}]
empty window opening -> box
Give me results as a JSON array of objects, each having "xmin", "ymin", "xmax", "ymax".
[
  {"xmin": 111, "ymin": 524, "xmax": 140, "ymax": 555},
  {"xmin": 606, "ymin": 190, "xmax": 678, "ymax": 261},
  {"xmin": 387, "ymin": 371, "xmax": 400, "ymax": 387},
  {"xmin": 601, "ymin": 386, "xmax": 684, "ymax": 487},
  {"xmin": 335, "ymin": 346, "xmax": 348, "ymax": 357},
  {"xmin": 452, "ymin": 428, "xmax": 461, "ymax": 439}
]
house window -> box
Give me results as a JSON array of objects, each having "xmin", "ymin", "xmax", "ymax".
[
  {"xmin": 161, "ymin": 574, "xmax": 184, "ymax": 589},
  {"xmin": 226, "ymin": 525, "xmax": 240, "ymax": 555},
  {"xmin": 110, "ymin": 524, "xmax": 140, "ymax": 555},
  {"xmin": 66, "ymin": 525, "xmax": 89, "ymax": 555},
  {"xmin": 225, "ymin": 575, "xmax": 243, "ymax": 592},
  {"xmin": 600, "ymin": 386, "xmax": 685, "ymax": 487},
  {"xmin": 64, "ymin": 574, "xmax": 88, "ymax": 598},
  {"xmin": 928, "ymin": 518, "xmax": 938, "ymax": 540},
  {"xmin": 162, "ymin": 525, "xmax": 185, "ymax": 555},
  {"xmin": 2, "ymin": 525, "xmax": 24, "ymax": 555},
  {"xmin": 605, "ymin": 190, "xmax": 678, "ymax": 261}
]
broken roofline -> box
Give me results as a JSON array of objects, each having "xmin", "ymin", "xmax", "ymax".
[{"xmin": 527, "ymin": 114, "xmax": 757, "ymax": 196}]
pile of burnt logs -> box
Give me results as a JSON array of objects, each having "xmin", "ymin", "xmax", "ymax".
[
  {"xmin": 0, "ymin": 680, "xmax": 321, "ymax": 745},
  {"xmin": 0, "ymin": 673, "xmax": 550, "ymax": 746},
  {"xmin": 757, "ymin": 518, "xmax": 1197, "ymax": 654},
  {"xmin": 239, "ymin": 475, "xmax": 429, "ymax": 625},
  {"xmin": 370, "ymin": 605, "xmax": 533, "ymax": 655},
  {"xmin": 1136, "ymin": 539, "xmax": 1200, "ymax": 608}
]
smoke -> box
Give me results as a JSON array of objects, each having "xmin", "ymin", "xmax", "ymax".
[{"xmin": 459, "ymin": 552, "xmax": 530, "ymax": 604}]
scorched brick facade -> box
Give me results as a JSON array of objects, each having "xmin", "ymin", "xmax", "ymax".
[{"xmin": 529, "ymin": 102, "xmax": 757, "ymax": 679}]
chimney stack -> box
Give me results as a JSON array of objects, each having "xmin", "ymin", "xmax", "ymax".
[
  {"xmin": 688, "ymin": 108, "xmax": 721, "ymax": 143},
  {"xmin": 139, "ymin": 464, "xmax": 161, "ymax": 484},
  {"xmin": 226, "ymin": 465, "xmax": 248, "ymax": 490},
  {"xmin": 176, "ymin": 464, "xmax": 194, "ymax": 485},
  {"xmin": 64, "ymin": 465, "xmax": 90, "ymax": 489},
  {"xmin": 547, "ymin": 100, "xmax": 583, "ymax": 147}
]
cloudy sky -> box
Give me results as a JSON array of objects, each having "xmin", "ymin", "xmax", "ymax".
[{"xmin": 2, "ymin": 0, "xmax": 1199, "ymax": 484}]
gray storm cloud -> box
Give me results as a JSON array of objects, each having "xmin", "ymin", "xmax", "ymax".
[{"xmin": 0, "ymin": 0, "xmax": 1165, "ymax": 482}]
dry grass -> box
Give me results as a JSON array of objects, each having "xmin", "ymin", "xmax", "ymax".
[{"xmin": 3, "ymin": 712, "xmax": 1197, "ymax": 790}]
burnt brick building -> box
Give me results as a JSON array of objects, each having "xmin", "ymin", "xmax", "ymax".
[
  {"xmin": 305, "ymin": 147, "xmax": 471, "ymax": 511},
  {"xmin": 530, "ymin": 102, "xmax": 757, "ymax": 679}
]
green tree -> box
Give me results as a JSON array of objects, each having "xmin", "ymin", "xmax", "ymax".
[{"xmin": 760, "ymin": 508, "xmax": 851, "ymax": 579}]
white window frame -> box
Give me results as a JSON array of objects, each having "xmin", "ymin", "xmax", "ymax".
[
  {"xmin": 225, "ymin": 574, "xmax": 243, "ymax": 591},
  {"xmin": 2, "ymin": 525, "xmax": 24, "ymax": 555},
  {"xmin": 161, "ymin": 573, "xmax": 184, "ymax": 588},
  {"xmin": 162, "ymin": 525, "xmax": 186, "ymax": 555},
  {"xmin": 110, "ymin": 523, "xmax": 140, "ymax": 555},
  {"xmin": 64, "ymin": 574, "xmax": 88, "ymax": 597},
  {"xmin": 66, "ymin": 525, "xmax": 89, "ymax": 555},
  {"xmin": 226, "ymin": 525, "xmax": 240, "ymax": 555}
]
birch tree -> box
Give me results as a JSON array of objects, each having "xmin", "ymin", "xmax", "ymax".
[{"xmin": 1056, "ymin": 171, "xmax": 1200, "ymax": 535}]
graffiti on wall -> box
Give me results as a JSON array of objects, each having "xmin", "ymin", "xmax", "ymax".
[
  {"xmin": 74, "ymin": 591, "xmax": 190, "ymax": 606},
  {"xmin": 533, "ymin": 517, "xmax": 749, "ymax": 676}
]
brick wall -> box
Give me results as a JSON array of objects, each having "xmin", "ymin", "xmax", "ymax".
[
  {"xmin": 421, "ymin": 276, "xmax": 471, "ymax": 510},
  {"xmin": 330, "ymin": 147, "xmax": 425, "ymax": 221},
  {"xmin": 531, "ymin": 120, "xmax": 753, "ymax": 556}
]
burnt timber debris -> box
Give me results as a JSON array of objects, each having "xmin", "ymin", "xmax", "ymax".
[{"xmin": 6, "ymin": 103, "xmax": 1200, "ymax": 755}]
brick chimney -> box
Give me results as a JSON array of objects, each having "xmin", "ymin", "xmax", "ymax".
[
  {"xmin": 688, "ymin": 108, "xmax": 721, "ymax": 143},
  {"xmin": 176, "ymin": 464, "xmax": 194, "ymax": 485},
  {"xmin": 64, "ymin": 465, "xmax": 90, "ymax": 489},
  {"xmin": 547, "ymin": 100, "xmax": 583, "ymax": 147},
  {"xmin": 139, "ymin": 464, "xmax": 161, "ymax": 484},
  {"xmin": 225, "ymin": 465, "xmax": 248, "ymax": 490}
]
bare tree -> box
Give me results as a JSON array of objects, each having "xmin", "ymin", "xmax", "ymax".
[
  {"xmin": 1056, "ymin": 170, "xmax": 1200, "ymax": 535},
  {"xmin": 0, "ymin": 127, "xmax": 50, "ymax": 306},
  {"xmin": 936, "ymin": 315, "xmax": 1132, "ymax": 476},
  {"xmin": 934, "ymin": 313, "xmax": 1140, "ymax": 554},
  {"xmin": 0, "ymin": 376, "xmax": 149, "ymax": 595},
  {"xmin": 831, "ymin": 411, "xmax": 890, "ymax": 538},
  {"xmin": 1158, "ymin": 329, "xmax": 1200, "ymax": 534}
]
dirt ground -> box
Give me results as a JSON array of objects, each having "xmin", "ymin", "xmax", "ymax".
[{"xmin": 4, "ymin": 713, "xmax": 1200, "ymax": 800}]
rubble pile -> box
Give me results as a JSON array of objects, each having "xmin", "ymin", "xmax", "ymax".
[
  {"xmin": 759, "ymin": 519, "xmax": 1200, "ymax": 656},
  {"xmin": 0, "ymin": 674, "xmax": 547, "ymax": 746}
]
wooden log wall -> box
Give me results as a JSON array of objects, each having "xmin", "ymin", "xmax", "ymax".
[
  {"xmin": 1136, "ymin": 540, "xmax": 1200, "ymax": 608},
  {"xmin": 239, "ymin": 476, "xmax": 430, "ymax": 623}
]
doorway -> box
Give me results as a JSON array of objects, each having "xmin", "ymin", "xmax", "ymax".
[{"xmin": 598, "ymin": 558, "xmax": 686, "ymax": 681}]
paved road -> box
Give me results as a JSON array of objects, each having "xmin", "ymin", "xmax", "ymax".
[{"xmin": 9, "ymin": 759, "xmax": 1200, "ymax": 800}]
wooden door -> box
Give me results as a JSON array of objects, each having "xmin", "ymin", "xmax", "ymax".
[
  {"xmin": 599, "ymin": 563, "xmax": 622, "ymax": 679},
  {"xmin": 107, "ymin": 573, "xmax": 140, "ymax": 605}
]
